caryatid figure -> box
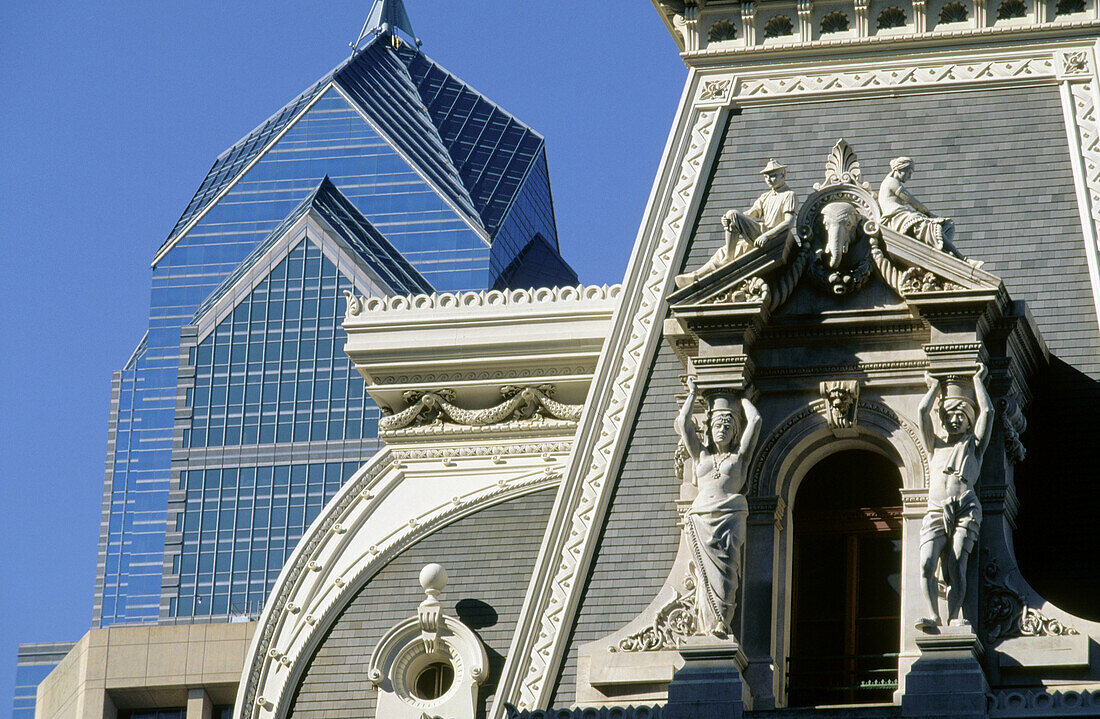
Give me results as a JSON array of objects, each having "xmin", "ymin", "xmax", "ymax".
[
  {"xmin": 674, "ymin": 159, "xmax": 797, "ymax": 288},
  {"xmin": 675, "ymin": 377, "xmax": 763, "ymax": 637},
  {"xmin": 915, "ymin": 365, "xmax": 994, "ymax": 632},
  {"xmin": 878, "ymin": 157, "xmax": 968, "ymax": 261}
]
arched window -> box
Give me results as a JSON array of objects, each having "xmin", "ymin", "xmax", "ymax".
[
  {"xmin": 821, "ymin": 11, "xmax": 852, "ymax": 33},
  {"xmin": 996, "ymin": 0, "xmax": 1028, "ymax": 17},
  {"xmin": 708, "ymin": 19, "xmax": 738, "ymax": 42},
  {"xmin": 877, "ymin": 6, "xmax": 908, "ymax": 27},
  {"xmin": 938, "ymin": 1, "xmax": 970, "ymax": 22},
  {"xmin": 764, "ymin": 14, "xmax": 795, "ymax": 37},
  {"xmin": 1055, "ymin": 0, "xmax": 1086, "ymax": 14}
]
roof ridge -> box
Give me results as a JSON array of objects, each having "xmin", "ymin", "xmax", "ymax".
[{"xmin": 191, "ymin": 176, "xmax": 430, "ymax": 323}]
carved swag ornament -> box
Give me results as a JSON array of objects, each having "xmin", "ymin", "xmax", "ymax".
[{"xmin": 379, "ymin": 385, "xmax": 583, "ymax": 431}]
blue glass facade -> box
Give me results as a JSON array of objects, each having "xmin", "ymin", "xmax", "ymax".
[
  {"xmin": 91, "ymin": 31, "xmax": 576, "ymax": 628},
  {"xmin": 12, "ymin": 643, "xmax": 75, "ymax": 719}
]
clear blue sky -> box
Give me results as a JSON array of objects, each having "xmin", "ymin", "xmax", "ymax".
[{"xmin": 0, "ymin": 1, "xmax": 686, "ymax": 707}]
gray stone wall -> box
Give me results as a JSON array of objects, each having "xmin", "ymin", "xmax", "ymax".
[
  {"xmin": 550, "ymin": 84, "xmax": 1100, "ymax": 703},
  {"xmin": 288, "ymin": 487, "xmax": 555, "ymax": 719}
]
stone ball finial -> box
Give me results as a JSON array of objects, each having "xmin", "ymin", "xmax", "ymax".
[{"xmin": 419, "ymin": 563, "xmax": 448, "ymax": 593}]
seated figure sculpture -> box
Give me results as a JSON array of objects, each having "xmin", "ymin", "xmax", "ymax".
[
  {"xmin": 915, "ymin": 365, "xmax": 994, "ymax": 632},
  {"xmin": 675, "ymin": 377, "xmax": 762, "ymax": 636},
  {"xmin": 878, "ymin": 157, "xmax": 968, "ymax": 261},
  {"xmin": 674, "ymin": 159, "xmax": 797, "ymax": 288}
]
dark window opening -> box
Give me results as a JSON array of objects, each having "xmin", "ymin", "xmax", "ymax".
[
  {"xmin": 821, "ymin": 11, "xmax": 852, "ymax": 33},
  {"xmin": 764, "ymin": 15, "xmax": 795, "ymax": 37},
  {"xmin": 939, "ymin": 1, "xmax": 970, "ymax": 22},
  {"xmin": 788, "ymin": 450, "xmax": 902, "ymax": 708},
  {"xmin": 997, "ymin": 0, "xmax": 1028, "ymax": 17},
  {"xmin": 413, "ymin": 661, "xmax": 455, "ymax": 700},
  {"xmin": 708, "ymin": 19, "xmax": 738, "ymax": 41},
  {"xmin": 877, "ymin": 6, "xmax": 908, "ymax": 27},
  {"xmin": 1055, "ymin": 0, "xmax": 1086, "ymax": 14}
]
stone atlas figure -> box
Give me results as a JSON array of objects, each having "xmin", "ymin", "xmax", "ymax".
[
  {"xmin": 675, "ymin": 377, "xmax": 762, "ymax": 636},
  {"xmin": 915, "ymin": 365, "xmax": 994, "ymax": 632},
  {"xmin": 878, "ymin": 157, "xmax": 968, "ymax": 260},
  {"xmin": 674, "ymin": 159, "xmax": 797, "ymax": 288}
]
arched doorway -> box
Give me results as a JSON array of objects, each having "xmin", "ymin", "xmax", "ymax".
[{"xmin": 787, "ymin": 449, "xmax": 903, "ymax": 707}]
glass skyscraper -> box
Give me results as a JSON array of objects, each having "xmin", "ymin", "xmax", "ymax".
[
  {"xmin": 12, "ymin": 2, "xmax": 580, "ymax": 716},
  {"xmin": 14, "ymin": 8, "xmax": 578, "ymax": 716},
  {"xmin": 91, "ymin": 5, "xmax": 577, "ymax": 629}
]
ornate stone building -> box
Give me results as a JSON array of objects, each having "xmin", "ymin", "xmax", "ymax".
[
  {"xmin": 232, "ymin": 2, "xmax": 1100, "ymax": 717},
  {"xmin": 37, "ymin": 1, "xmax": 1100, "ymax": 718}
]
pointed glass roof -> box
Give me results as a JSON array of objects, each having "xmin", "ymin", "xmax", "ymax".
[
  {"xmin": 159, "ymin": 31, "xmax": 549, "ymax": 259},
  {"xmin": 192, "ymin": 177, "xmax": 432, "ymax": 322}
]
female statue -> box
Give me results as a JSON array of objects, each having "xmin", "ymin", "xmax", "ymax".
[{"xmin": 675, "ymin": 377, "xmax": 763, "ymax": 636}]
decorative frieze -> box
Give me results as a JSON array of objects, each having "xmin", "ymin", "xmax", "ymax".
[{"xmin": 378, "ymin": 385, "xmax": 583, "ymax": 432}]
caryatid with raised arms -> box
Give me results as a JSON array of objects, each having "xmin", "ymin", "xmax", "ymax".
[
  {"xmin": 675, "ymin": 377, "xmax": 763, "ymax": 637},
  {"xmin": 915, "ymin": 365, "xmax": 994, "ymax": 632}
]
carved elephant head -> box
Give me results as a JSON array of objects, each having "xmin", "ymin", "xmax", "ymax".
[{"xmin": 820, "ymin": 201, "xmax": 862, "ymax": 269}]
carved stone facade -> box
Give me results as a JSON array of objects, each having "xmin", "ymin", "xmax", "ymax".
[{"xmin": 228, "ymin": 10, "xmax": 1100, "ymax": 719}]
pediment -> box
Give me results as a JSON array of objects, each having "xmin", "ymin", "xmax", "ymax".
[{"xmin": 668, "ymin": 140, "xmax": 1003, "ymax": 318}]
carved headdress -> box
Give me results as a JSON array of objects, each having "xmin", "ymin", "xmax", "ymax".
[
  {"xmin": 890, "ymin": 156, "xmax": 914, "ymax": 173},
  {"xmin": 941, "ymin": 381, "xmax": 977, "ymax": 424}
]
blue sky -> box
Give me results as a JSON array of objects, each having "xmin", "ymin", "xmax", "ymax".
[{"xmin": 0, "ymin": 1, "xmax": 686, "ymax": 707}]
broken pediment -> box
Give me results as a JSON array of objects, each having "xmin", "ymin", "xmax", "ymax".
[{"xmin": 667, "ymin": 140, "xmax": 1002, "ymax": 318}]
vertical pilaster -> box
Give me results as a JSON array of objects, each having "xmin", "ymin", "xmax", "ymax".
[
  {"xmin": 913, "ymin": 0, "xmax": 929, "ymax": 31},
  {"xmin": 974, "ymin": 0, "xmax": 988, "ymax": 26},
  {"xmin": 855, "ymin": 0, "xmax": 871, "ymax": 36},
  {"xmin": 798, "ymin": 0, "xmax": 815, "ymax": 39},
  {"xmin": 741, "ymin": 1, "xmax": 757, "ymax": 45},
  {"xmin": 741, "ymin": 496, "xmax": 783, "ymax": 710}
]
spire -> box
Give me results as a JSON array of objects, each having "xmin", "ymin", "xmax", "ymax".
[{"xmin": 351, "ymin": 0, "xmax": 420, "ymax": 52}]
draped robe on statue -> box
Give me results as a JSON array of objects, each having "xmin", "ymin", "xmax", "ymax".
[{"xmin": 684, "ymin": 485, "xmax": 748, "ymax": 634}]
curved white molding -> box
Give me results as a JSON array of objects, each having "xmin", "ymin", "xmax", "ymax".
[
  {"xmin": 751, "ymin": 398, "xmax": 929, "ymax": 497},
  {"xmin": 368, "ymin": 614, "xmax": 488, "ymax": 719},
  {"xmin": 345, "ymin": 284, "xmax": 622, "ymax": 319},
  {"xmin": 234, "ymin": 446, "xmax": 565, "ymax": 719}
]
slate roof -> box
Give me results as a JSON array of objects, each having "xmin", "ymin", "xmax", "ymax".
[
  {"xmin": 160, "ymin": 33, "xmax": 547, "ymax": 256},
  {"xmin": 192, "ymin": 176, "xmax": 432, "ymax": 322}
]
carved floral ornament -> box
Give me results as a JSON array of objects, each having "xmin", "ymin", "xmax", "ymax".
[{"xmin": 982, "ymin": 555, "xmax": 1079, "ymax": 643}]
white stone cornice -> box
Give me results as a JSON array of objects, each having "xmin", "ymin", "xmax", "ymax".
[
  {"xmin": 489, "ymin": 70, "xmax": 728, "ymax": 714},
  {"xmin": 678, "ymin": 18, "xmax": 1100, "ymax": 64},
  {"xmin": 343, "ymin": 285, "xmax": 619, "ymax": 421}
]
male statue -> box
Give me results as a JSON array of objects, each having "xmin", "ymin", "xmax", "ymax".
[
  {"xmin": 915, "ymin": 365, "xmax": 994, "ymax": 632},
  {"xmin": 674, "ymin": 159, "xmax": 797, "ymax": 288},
  {"xmin": 878, "ymin": 157, "xmax": 968, "ymax": 261},
  {"xmin": 675, "ymin": 377, "xmax": 763, "ymax": 637}
]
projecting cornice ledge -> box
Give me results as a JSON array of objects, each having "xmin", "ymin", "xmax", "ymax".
[{"xmin": 342, "ymin": 285, "xmax": 621, "ymax": 442}]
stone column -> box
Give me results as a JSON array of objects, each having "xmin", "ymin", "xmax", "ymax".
[
  {"xmin": 741, "ymin": 495, "xmax": 783, "ymax": 710},
  {"xmin": 186, "ymin": 688, "xmax": 213, "ymax": 719}
]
